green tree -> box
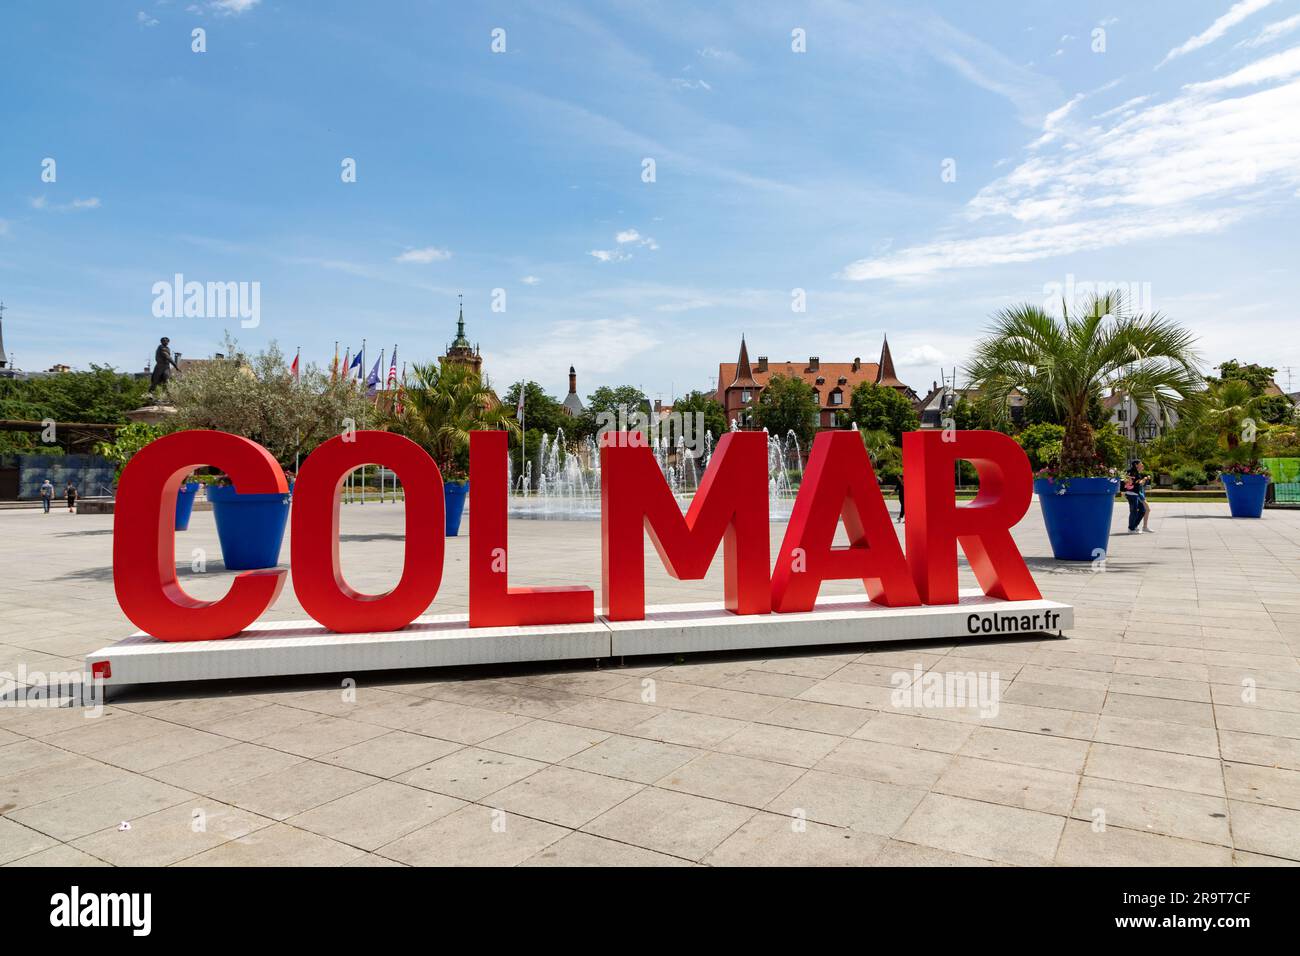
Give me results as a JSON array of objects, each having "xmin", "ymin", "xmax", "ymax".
[
  {"xmin": 751, "ymin": 374, "xmax": 818, "ymax": 446},
  {"xmin": 1015, "ymin": 423, "xmax": 1066, "ymax": 470},
  {"xmin": 386, "ymin": 361, "xmax": 519, "ymax": 481},
  {"xmin": 1214, "ymin": 360, "xmax": 1292, "ymax": 424},
  {"xmin": 164, "ymin": 337, "xmax": 372, "ymax": 467},
  {"xmin": 671, "ymin": 389, "xmax": 728, "ymax": 440},
  {"xmin": 573, "ymin": 385, "xmax": 650, "ymax": 441},
  {"xmin": 859, "ymin": 428, "xmax": 902, "ymax": 482},
  {"xmin": 967, "ymin": 292, "xmax": 1202, "ymax": 476},
  {"xmin": 849, "ymin": 382, "xmax": 920, "ymax": 441},
  {"xmin": 500, "ymin": 381, "xmax": 568, "ymax": 437},
  {"xmin": 94, "ymin": 422, "xmax": 164, "ymax": 479}
]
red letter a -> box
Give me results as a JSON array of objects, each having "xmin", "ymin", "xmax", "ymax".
[
  {"xmin": 771, "ymin": 431, "xmax": 919, "ymax": 612},
  {"xmin": 469, "ymin": 431, "xmax": 594, "ymax": 627},
  {"xmin": 903, "ymin": 429, "xmax": 1040, "ymax": 604},
  {"xmin": 601, "ymin": 430, "xmax": 770, "ymax": 621}
]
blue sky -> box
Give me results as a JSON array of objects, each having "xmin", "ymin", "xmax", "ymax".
[{"xmin": 2, "ymin": 0, "xmax": 1299, "ymax": 401}]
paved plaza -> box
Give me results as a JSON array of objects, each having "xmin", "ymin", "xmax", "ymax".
[{"xmin": 1, "ymin": 500, "xmax": 1299, "ymax": 867}]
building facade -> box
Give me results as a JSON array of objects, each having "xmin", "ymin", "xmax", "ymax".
[{"xmin": 716, "ymin": 336, "xmax": 916, "ymax": 429}]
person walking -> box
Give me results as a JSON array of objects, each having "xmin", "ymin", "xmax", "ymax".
[
  {"xmin": 39, "ymin": 479, "xmax": 53, "ymax": 514},
  {"xmin": 895, "ymin": 473, "xmax": 905, "ymax": 523},
  {"xmin": 1124, "ymin": 462, "xmax": 1145, "ymax": 533},
  {"xmin": 1137, "ymin": 460, "xmax": 1154, "ymax": 533},
  {"xmin": 64, "ymin": 481, "xmax": 78, "ymax": 513}
]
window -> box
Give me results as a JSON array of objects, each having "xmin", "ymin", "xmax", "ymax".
[
  {"xmin": 830, "ymin": 388, "xmax": 843, "ymax": 405},
  {"xmin": 741, "ymin": 390, "xmax": 751, "ymax": 403}
]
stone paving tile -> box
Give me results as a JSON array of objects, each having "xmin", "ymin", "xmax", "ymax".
[
  {"xmin": 318, "ymin": 730, "xmax": 462, "ymax": 778},
  {"xmin": 396, "ymin": 747, "xmax": 545, "ymax": 800},
  {"xmin": 148, "ymin": 742, "xmax": 304, "ymax": 795},
  {"xmin": 71, "ymin": 801, "xmax": 272, "ymax": 866},
  {"xmin": 896, "ymin": 793, "xmax": 1065, "ymax": 866},
  {"xmin": 479, "ymin": 720, "xmax": 611, "ymax": 764},
  {"xmin": 288, "ymin": 782, "xmax": 465, "ymax": 851},
  {"xmin": 757, "ymin": 698, "xmax": 873, "ymax": 736},
  {"xmin": 1084, "ymin": 742, "xmax": 1224, "ymax": 796},
  {"xmin": 933, "ymin": 756, "xmax": 1078, "ymax": 815},
  {"xmin": 1223, "ymin": 762, "xmax": 1300, "ymax": 810},
  {"xmin": 176, "ymin": 822, "xmax": 366, "ymax": 866},
  {"xmin": 851, "ymin": 712, "xmax": 975, "ymax": 753},
  {"xmin": 630, "ymin": 709, "xmax": 749, "ymax": 748},
  {"xmin": 1055, "ymin": 819, "xmax": 1233, "ymax": 866},
  {"xmin": 1072, "ymin": 778, "xmax": 1232, "ymax": 846},
  {"xmin": 0, "ymin": 816, "xmax": 59, "ymax": 865},
  {"xmin": 561, "ymin": 734, "xmax": 701, "ymax": 783},
  {"xmin": 8, "ymin": 775, "xmax": 194, "ymax": 842},
  {"xmin": 5, "ymin": 844, "xmax": 111, "ymax": 867},
  {"xmin": 704, "ymin": 810, "xmax": 885, "ymax": 866},
  {"xmin": 491, "ymin": 765, "xmax": 643, "ymax": 828},
  {"xmin": 815, "ymin": 738, "xmax": 952, "ymax": 789},
  {"xmin": 581, "ymin": 787, "xmax": 754, "ymax": 861},
  {"xmin": 657, "ymin": 752, "xmax": 805, "ymax": 809},
  {"xmin": 958, "ymin": 727, "xmax": 1090, "ymax": 773},
  {"xmin": 714, "ymin": 722, "xmax": 842, "ymax": 768},
  {"xmin": 211, "ymin": 761, "xmax": 376, "ymax": 821},
  {"xmin": 379, "ymin": 804, "xmax": 569, "ymax": 866},
  {"xmin": 521, "ymin": 831, "xmax": 693, "ymax": 866},
  {"xmin": 1228, "ymin": 801, "xmax": 1300, "ymax": 861},
  {"xmin": 769, "ymin": 769, "xmax": 925, "ymax": 836}
]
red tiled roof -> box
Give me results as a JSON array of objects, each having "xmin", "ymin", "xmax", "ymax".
[{"xmin": 717, "ymin": 360, "xmax": 882, "ymax": 409}]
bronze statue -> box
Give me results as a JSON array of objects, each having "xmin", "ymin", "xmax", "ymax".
[{"xmin": 150, "ymin": 337, "xmax": 181, "ymax": 392}]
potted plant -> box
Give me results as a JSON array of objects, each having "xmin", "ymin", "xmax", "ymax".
[
  {"xmin": 1190, "ymin": 377, "xmax": 1275, "ymax": 518},
  {"xmin": 386, "ymin": 361, "xmax": 519, "ymax": 535},
  {"xmin": 206, "ymin": 474, "xmax": 294, "ymax": 569},
  {"xmin": 967, "ymin": 292, "xmax": 1201, "ymax": 560},
  {"xmin": 1219, "ymin": 462, "xmax": 1271, "ymax": 517}
]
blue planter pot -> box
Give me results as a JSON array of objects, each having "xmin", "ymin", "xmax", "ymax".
[
  {"xmin": 444, "ymin": 481, "xmax": 468, "ymax": 536},
  {"xmin": 1034, "ymin": 476, "xmax": 1120, "ymax": 561},
  {"xmin": 175, "ymin": 482, "xmax": 200, "ymax": 531},
  {"xmin": 208, "ymin": 485, "xmax": 292, "ymax": 570},
  {"xmin": 1220, "ymin": 473, "xmax": 1269, "ymax": 518}
]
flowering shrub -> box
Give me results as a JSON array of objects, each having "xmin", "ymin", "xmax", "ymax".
[{"xmin": 1219, "ymin": 461, "xmax": 1270, "ymax": 482}]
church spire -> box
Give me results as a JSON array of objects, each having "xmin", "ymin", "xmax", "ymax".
[
  {"xmin": 875, "ymin": 333, "xmax": 905, "ymax": 388},
  {"xmin": 730, "ymin": 334, "xmax": 759, "ymax": 388}
]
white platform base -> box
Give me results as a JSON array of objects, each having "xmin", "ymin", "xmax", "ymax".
[{"xmin": 87, "ymin": 590, "xmax": 1072, "ymax": 687}]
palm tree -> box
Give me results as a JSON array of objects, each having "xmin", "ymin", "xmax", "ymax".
[
  {"xmin": 386, "ymin": 361, "xmax": 519, "ymax": 480},
  {"xmin": 1189, "ymin": 377, "xmax": 1267, "ymax": 461},
  {"xmin": 966, "ymin": 292, "xmax": 1202, "ymax": 475}
]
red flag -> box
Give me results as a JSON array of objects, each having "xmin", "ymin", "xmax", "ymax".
[{"xmin": 290, "ymin": 349, "xmax": 300, "ymax": 382}]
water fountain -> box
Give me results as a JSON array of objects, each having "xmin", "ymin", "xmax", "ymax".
[{"xmin": 507, "ymin": 426, "xmax": 805, "ymax": 520}]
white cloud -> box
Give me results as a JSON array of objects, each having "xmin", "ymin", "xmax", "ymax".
[
  {"xmin": 393, "ymin": 246, "xmax": 451, "ymax": 264},
  {"xmin": 211, "ymin": 0, "xmax": 260, "ymax": 14},
  {"xmin": 840, "ymin": 211, "xmax": 1244, "ymax": 280},
  {"xmin": 1092, "ymin": 95, "xmax": 1150, "ymax": 119},
  {"xmin": 589, "ymin": 249, "xmax": 629, "ymax": 262},
  {"xmin": 614, "ymin": 228, "xmax": 658, "ymax": 251},
  {"xmin": 901, "ymin": 344, "xmax": 946, "ymax": 366},
  {"xmin": 521, "ymin": 275, "xmax": 540, "ymax": 285},
  {"xmin": 1160, "ymin": 0, "xmax": 1278, "ymax": 65},
  {"xmin": 488, "ymin": 317, "xmax": 658, "ymax": 390},
  {"xmin": 1240, "ymin": 13, "xmax": 1300, "ymax": 47},
  {"xmin": 30, "ymin": 195, "xmax": 101, "ymax": 212},
  {"xmin": 137, "ymin": 11, "xmax": 159, "ymax": 27},
  {"xmin": 1185, "ymin": 43, "xmax": 1300, "ymax": 90}
]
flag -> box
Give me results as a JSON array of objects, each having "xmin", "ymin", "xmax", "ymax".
[
  {"xmin": 387, "ymin": 346, "xmax": 398, "ymax": 389},
  {"xmin": 349, "ymin": 349, "xmax": 364, "ymax": 378},
  {"xmin": 290, "ymin": 348, "xmax": 300, "ymax": 383},
  {"xmin": 395, "ymin": 363, "xmax": 407, "ymax": 415},
  {"xmin": 341, "ymin": 347, "xmax": 351, "ymax": 382},
  {"xmin": 515, "ymin": 381, "xmax": 525, "ymax": 422},
  {"xmin": 331, "ymin": 342, "xmax": 339, "ymax": 382},
  {"xmin": 366, "ymin": 354, "xmax": 382, "ymax": 396}
]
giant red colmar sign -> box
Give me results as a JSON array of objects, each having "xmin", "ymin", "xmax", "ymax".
[{"xmin": 113, "ymin": 429, "xmax": 1041, "ymax": 642}]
